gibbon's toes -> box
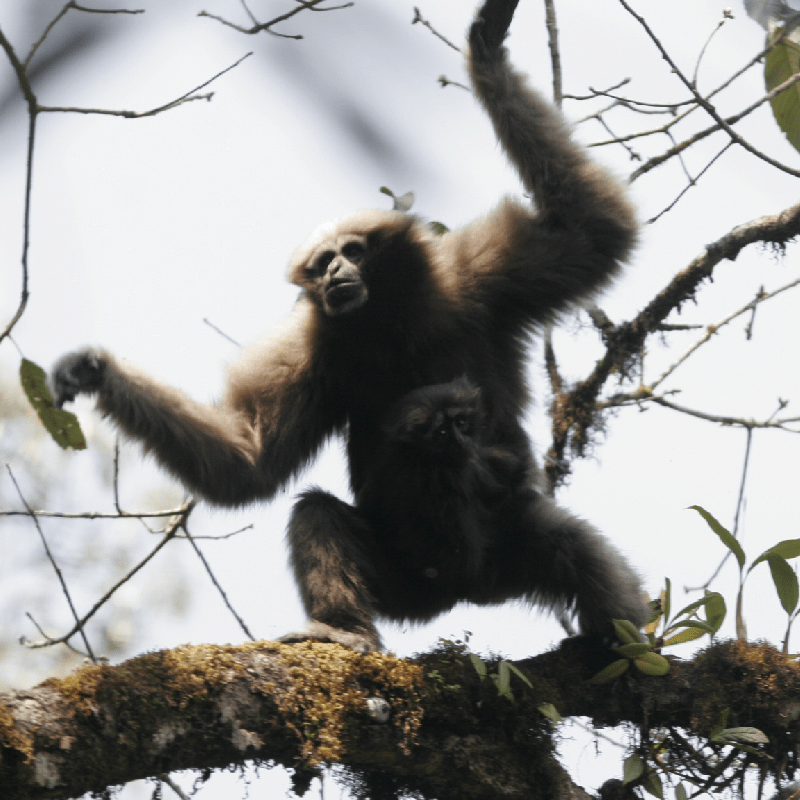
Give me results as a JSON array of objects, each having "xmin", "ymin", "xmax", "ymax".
[{"xmin": 278, "ymin": 623, "xmax": 381, "ymax": 653}]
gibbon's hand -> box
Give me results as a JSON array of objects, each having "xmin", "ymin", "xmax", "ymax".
[
  {"xmin": 470, "ymin": 0, "xmax": 521, "ymax": 59},
  {"xmin": 52, "ymin": 349, "xmax": 107, "ymax": 408}
]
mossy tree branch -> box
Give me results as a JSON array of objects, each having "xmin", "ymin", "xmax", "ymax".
[{"xmin": 2, "ymin": 638, "xmax": 799, "ymax": 800}]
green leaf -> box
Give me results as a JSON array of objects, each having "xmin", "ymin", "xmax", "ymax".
[
  {"xmin": 469, "ymin": 653, "xmax": 487, "ymax": 680},
  {"xmin": 622, "ymin": 753, "xmax": 645, "ymax": 785},
  {"xmin": 689, "ymin": 506, "xmax": 745, "ymax": 569},
  {"xmin": 495, "ymin": 660, "xmax": 513, "ymax": 700},
  {"xmin": 752, "ymin": 538, "xmax": 800, "ymax": 567},
  {"xmin": 644, "ymin": 770, "xmax": 664, "ymax": 799},
  {"xmin": 633, "ymin": 651, "xmax": 670, "ymax": 676},
  {"xmin": 504, "ymin": 661, "xmax": 533, "ymax": 688},
  {"xmin": 538, "ymin": 702, "xmax": 562, "ymax": 723},
  {"xmin": 663, "ymin": 577, "xmax": 672, "ymax": 626},
  {"xmin": 378, "ymin": 186, "xmax": 415, "ymax": 212},
  {"xmin": 717, "ymin": 727, "xmax": 769, "ymax": 745},
  {"xmin": 705, "ymin": 591, "xmax": 726, "ymax": 633},
  {"xmin": 588, "ymin": 658, "xmax": 629, "ymax": 684},
  {"xmin": 613, "ymin": 619, "xmax": 642, "ymax": 644},
  {"xmin": 765, "ymin": 29, "xmax": 800, "ymax": 155},
  {"xmin": 767, "ymin": 556, "xmax": 799, "ymax": 614},
  {"xmin": 663, "ymin": 626, "xmax": 707, "ymax": 647},
  {"xmin": 675, "ymin": 784, "xmax": 688, "ymax": 800},
  {"xmin": 20, "ymin": 358, "xmax": 86, "ymax": 450},
  {"xmin": 615, "ymin": 643, "xmax": 652, "ymax": 658}
]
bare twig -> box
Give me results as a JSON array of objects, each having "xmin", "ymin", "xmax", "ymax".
[
  {"xmin": 412, "ymin": 7, "xmax": 461, "ymax": 52},
  {"xmin": 650, "ymin": 274, "xmax": 800, "ymax": 390},
  {"xmin": 617, "ymin": 0, "xmax": 800, "ymax": 179},
  {"xmin": 26, "ymin": 503, "xmax": 193, "ymax": 649},
  {"xmin": 647, "ymin": 141, "xmax": 734, "ymax": 223},
  {"xmin": 0, "ymin": 25, "xmax": 36, "ymax": 346},
  {"xmin": 629, "ymin": 72, "xmax": 800, "ymax": 181},
  {"xmin": 199, "ymin": 0, "xmax": 354, "ymax": 40},
  {"xmin": 25, "ymin": 2, "xmax": 144, "ymax": 69},
  {"xmin": 543, "ymin": 0, "xmax": 562, "ymax": 107},
  {"xmin": 6, "ymin": 466, "xmax": 96, "ymax": 661},
  {"xmin": 691, "ymin": 10, "xmax": 734, "ymax": 89},
  {"xmin": 185, "ymin": 530, "xmax": 256, "ymax": 641},
  {"xmin": 40, "ymin": 52, "xmax": 253, "ymax": 118}
]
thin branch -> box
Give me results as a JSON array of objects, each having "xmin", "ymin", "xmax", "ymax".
[
  {"xmin": 617, "ymin": 0, "xmax": 800, "ymax": 179},
  {"xmin": 26, "ymin": 503, "xmax": 193, "ymax": 650},
  {"xmin": 6, "ymin": 466, "xmax": 96, "ymax": 661},
  {"xmin": 648, "ymin": 397, "xmax": 800, "ymax": 432},
  {"xmin": 25, "ymin": 2, "xmax": 144, "ymax": 69},
  {"xmin": 412, "ymin": 7, "xmax": 461, "ymax": 52},
  {"xmin": 647, "ymin": 141, "xmax": 733, "ymax": 223},
  {"xmin": 629, "ymin": 71, "xmax": 800, "ymax": 181},
  {"xmin": 199, "ymin": 0, "xmax": 354, "ymax": 40},
  {"xmin": 185, "ymin": 530, "xmax": 256, "ymax": 641},
  {"xmin": 650, "ymin": 274, "xmax": 800, "ymax": 390},
  {"xmin": 0, "ymin": 507, "xmax": 196, "ymax": 519},
  {"xmin": 40, "ymin": 52, "xmax": 253, "ymax": 118},
  {"xmin": 0, "ymin": 25, "xmax": 36, "ymax": 346},
  {"xmin": 691, "ymin": 10, "xmax": 734, "ymax": 89},
  {"xmin": 543, "ymin": 0, "xmax": 562, "ymax": 107}
]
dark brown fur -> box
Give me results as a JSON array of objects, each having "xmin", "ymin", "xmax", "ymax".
[{"xmin": 52, "ymin": 0, "xmax": 646, "ymax": 652}]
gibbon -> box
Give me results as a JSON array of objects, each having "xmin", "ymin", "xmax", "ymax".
[
  {"xmin": 283, "ymin": 378, "xmax": 645, "ymax": 650},
  {"xmin": 52, "ymin": 0, "xmax": 646, "ymax": 652}
]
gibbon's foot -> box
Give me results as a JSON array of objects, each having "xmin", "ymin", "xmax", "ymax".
[
  {"xmin": 52, "ymin": 348, "xmax": 106, "ymax": 407},
  {"xmin": 278, "ymin": 621, "xmax": 382, "ymax": 653}
]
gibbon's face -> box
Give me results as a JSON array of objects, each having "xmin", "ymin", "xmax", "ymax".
[
  {"xmin": 302, "ymin": 235, "xmax": 369, "ymax": 316},
  {"xmin": 398, "ymin": 403, "xmax": 481, "ymax": 462},
  {"xmin": 287, "ymin": 209, "xmax": 414, "ymax": 317}
]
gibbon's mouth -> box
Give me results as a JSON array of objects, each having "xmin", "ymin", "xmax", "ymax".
[{"xmin": 326, "ymin": 280, "xmax": 366, "ymax": 310}]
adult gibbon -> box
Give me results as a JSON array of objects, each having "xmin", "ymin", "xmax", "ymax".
[{"xmin": 52, "ymin": 0, "xmax": 646, "ymax": 652}]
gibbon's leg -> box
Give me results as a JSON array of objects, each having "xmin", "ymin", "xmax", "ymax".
[
  {"xmin": 490, "ymin": 490, "xmax": 648, "ymax": 636},
  {"xmin": 282, "ymin": 489, "xmax": 383, "ymax": 652}
]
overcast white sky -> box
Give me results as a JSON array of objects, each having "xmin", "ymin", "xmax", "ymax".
[{"xmin": 1, "ymin": 0, "xmax": 800, "ymax": 796}]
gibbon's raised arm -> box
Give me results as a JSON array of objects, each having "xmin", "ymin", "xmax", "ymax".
[
  {"xmin": 53, "ymin": 301, "xmax": 339, "ymax": 506},
  {"xmin": 444, "ymin": 0, "xmax": 637, "ymax": 323}
]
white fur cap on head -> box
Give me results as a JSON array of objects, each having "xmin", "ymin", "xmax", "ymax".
[{"xmin": 286, "ymin": 209, "xmax": 410, "ymax": 283}]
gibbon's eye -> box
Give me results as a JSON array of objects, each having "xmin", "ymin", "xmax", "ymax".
[
  {"xmin": 341, "ymin": 240, "xmax": 366, "ymax": 264},
  {"xmin": 452, "ymin": 414, "xmax": 471, "ymax": 434},
  {"xmin": 310, "ymin": 251, "xmax": 335, "ymax": 276}
]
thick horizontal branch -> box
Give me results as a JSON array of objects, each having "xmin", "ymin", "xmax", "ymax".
[{"xmin": 3, "ymin": 638, "xmax": 799, "ymax": 800}]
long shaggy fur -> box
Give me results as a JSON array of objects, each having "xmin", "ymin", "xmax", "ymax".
[{"xmin": 52, "ymin": 0, "xmax": 645, "ymax": 652}]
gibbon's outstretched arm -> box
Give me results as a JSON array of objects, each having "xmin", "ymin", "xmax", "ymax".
[
  {"xmin": 455, "ymin": 0, "xmax": 637, "ymax": 322},
  {"xmin": 52, "ymin": 302, "xmax": 338, "ymax": 506}
]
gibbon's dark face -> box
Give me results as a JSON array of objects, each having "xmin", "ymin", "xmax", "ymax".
[
  {"xmin": 392, "ymin": 382, "xmax": 484, "ymax": 462},
  {"xmin": 419, "ymin": 407, "xmax": 478, "ymax": 458},
  {"xmin": 305, "ymin": 235, "xmax": 368, "ymax": 316}
]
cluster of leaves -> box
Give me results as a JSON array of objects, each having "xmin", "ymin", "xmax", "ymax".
[{"xmin": 691, "ymin": 505, "xmax": 800, "ymax": 650}]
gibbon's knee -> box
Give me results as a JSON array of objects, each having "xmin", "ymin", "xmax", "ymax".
[
  {"xmin": 512, "ymin": 494, "xmax": 648, "ymax": 635},
  {"xmin": 286, "ymin": 489, "xmax": 381, "ymax": 644}
]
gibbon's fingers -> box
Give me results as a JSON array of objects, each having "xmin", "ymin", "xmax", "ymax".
[
  {"xmin": 470, "ymin": 0, "xmax": 521, "ymax": 57},
  {"xmin": 51, "ymin": 349, "xmax": 106, "ymax": 408}
]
